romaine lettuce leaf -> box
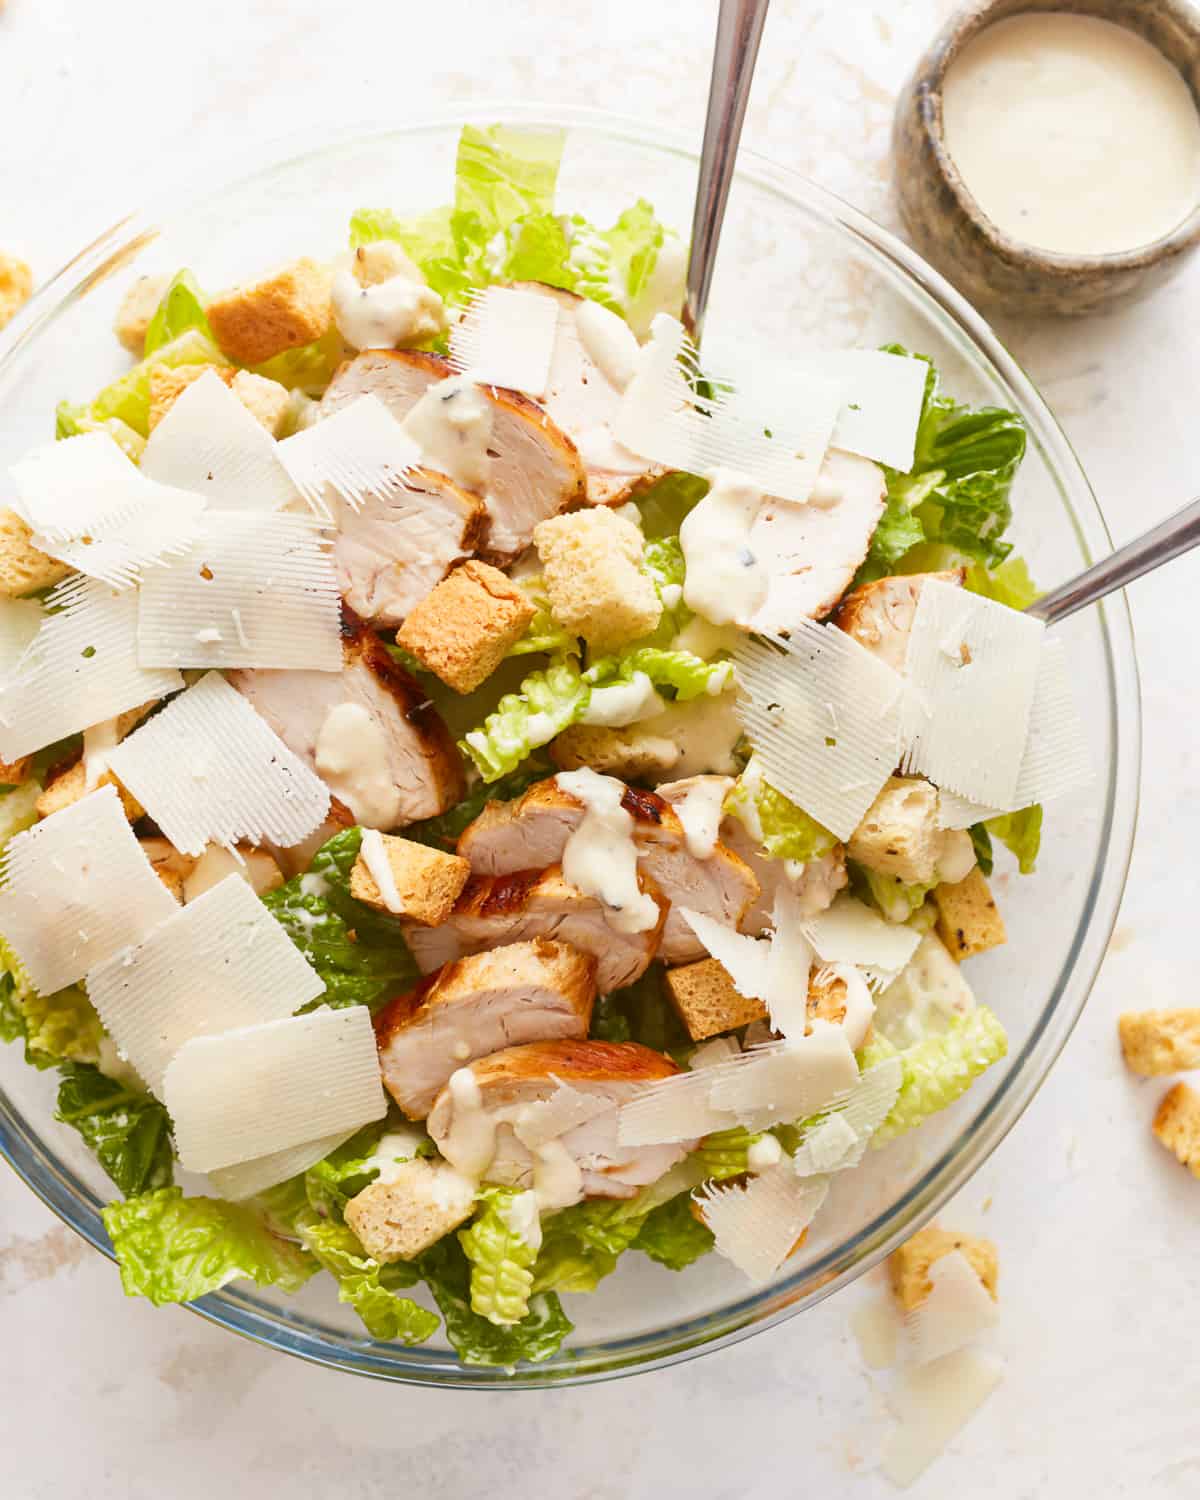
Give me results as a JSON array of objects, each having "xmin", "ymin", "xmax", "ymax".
[
  {"xmin": 460, "ymin": 658, "xmax": 589, "ymax": 782},
  {"xmin": 54, "ymin": 404, "xmax": 147, "ymax": 462},
  {"xmin": 303, "ymin": 1121, "xmax": 389, "ymax": 1220},
  {"xmin": 103, "ymin": 1187, "xmax": 318, "ymax": 1305},
  {"xmin": 507, "ymin": 575, "xmax": 574, "ymax": 658},
  {"xmin": 418, "ymin": 1235, "xmax": 573, "ymax": 1366},
  {"xmin": 587, "ymin": 645, "xmax": 731, "ymax": 703},
  {"xmin": 262, "ymin": 826, "xmax": 419, "ymax": 1010},
  {"xmin": 454, "ymin": 124, "xmax": 565, "ymax": 233},
  {"xmin": 630, "ymin": 1191, "xmax": 713, "ymax": 1270},
  {"xmin": 693, "ymin": 1125, "xmax": 765, "ymax": 1181},
  {"xmin": 636, "ymin": 472, "xmax": 710, "ymax": 540},
  {"xmin": 588, "ymin": 964, "xmax": 690, "ymax": 1054},
  {"xmin": 142, "ymin": 270, "xmax": 212, "ymax": 357},
  {"xmin": 299, "ymin": 1218, "xmax": 439, "ymax": 1344},
  {"xmin": 252, "ymin": 327, "xmax": 346, "ymax": 395},
  {"xmin": 0, "ymin": 935, "xmax": 104, "ymax": 1070},
  {"xmin": 869, "ymin": 1005, "xmax": 1008, "ymax": 1145},
  {"xmin": 350, "ymin": 204, "xmax": 489, "ymax": 308},
  {"xmin": 89, "ymin": 328, "xmax": 227, "ymax": 436},
  {"xmin": 985, "ymin": 805, "xmax": 1042, "ymax": 874},
  {"xmin": 459, "ymin": 1186, "xmax": 538, "ymax": 1327},
  {"xmin": 55, "ymin": 1062, "xmax": 174, "ymax": 1197},
  {"xmin": 849, "ymin": 862, "xmax": 934, "ymax": 925},
  {"xmin": 725, "ymin": 757, "xmax": 837, "ymax": 863},
  {"xmin": 530, "ymin": 1197, "xmax": 646, "ymax": 1294},
  {"xmin": 968, "ymin": 822, "xmax": 994, "ymax": 876}
]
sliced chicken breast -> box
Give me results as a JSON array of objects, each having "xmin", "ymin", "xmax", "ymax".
[
  {"xmin": 831, "ymin": 568, "xmax": 965, "ymax": 673},
  {"xmin": 506, "ymin": 281, "xmax": 663, "ymax": 506},
  {"xmin": 335, "ymin": 465, "xmax": 489, "ymax": 629},
  {"xmin": 457, "ymin": 775, "xmax": 759, "ymax": 963},
  {"xmin": 404, "ymin": 864, "xmax": 666, "ymax": 994},
  {"xmin": 268, "ymin": 797, "xmax": 355, "ymax": 878},
  {"xmin": 321, "ymin": 349, "xmax": 586, "ymax": 561},
  {"xmin": 748, "ymin": 449, "xmax": 888, "ymax": 631},
  {"xmin": 719, "ymin": 813, "xmax": 847, "ymax": 935},
  {"xmin": 229, "ymin": 606, "xmax": 464, "ymax": 829},
  {"xmin": 426, "ymin": 1039, "xmax": 692, "ymax": 1200},
  {"xmin": 374, "ymin": 938, "xmax": 596, "ymax": 1119}
]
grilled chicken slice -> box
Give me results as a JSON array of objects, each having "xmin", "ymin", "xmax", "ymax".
[
  {"xmin": 374, "ymin": 939, "xmax": 596, "ymax": 1119},
  {"xmin": 229, "ymin": 607, "xmax": 464, "ymax": 829},
  {"xmin": 321, "ymin": 349, "xmax": 586, "ymax": 562},
  {"xmin": 506, "ymin": 281, "xmax": 662, "ymax": 506},
  {"xmin": 426, "ymin": 1039, "xmax": 692, "ymax": 1201},
  {"xmin": 748, "ymin": 449, "xmax": 889, "ymax": 631},
  {"xmin": 831, "ymin": 568, "xmax": 966, "ymax": 673},
  {"xmin": 457, "ymin": 775, "xmax": 759, "ymax": 964},
  {"xmin": 404, "ymin": 864, "xmax": 666, "ymax": 994},
  {"xmin": 268, "ymin": 797, "xmax": 354, "ymax": 878},
  {"xmin": 335, "ymin": 465, "xmax": 489, "ymax": 629},
  {"xmin": 719, "ymin": 813, "xmax": 848, "ymax": 935}
]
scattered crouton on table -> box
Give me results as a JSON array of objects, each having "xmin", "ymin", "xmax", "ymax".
[
  {"xmin": 1152, "ymin": 1082, "xmax": 1200, "ymax": 1179},
  {"xmin": 1119, "ymin": 1009, "xmax": 1200, "ymax": 1077}
]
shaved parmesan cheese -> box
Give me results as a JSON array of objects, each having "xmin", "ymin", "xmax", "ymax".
[
  {"xmin": 706, "ymin": 1027, "xmax": 859, "ymax": 1129},
  {"xmin": 802, "ymin": 894, "xmax": 921, "ymax": 977},
  {"xmin": 108, "ymin": 671, "xmax": 330, "ymax": 855},
  {"xmin": 0, "ymin": 577, "xmax": 182, "ymax": 762},
  {"xmin": 881, "ymin": 1348, "xmax": 1004, "ymax": 1488},
  {"xmin": 851, "ymin": 1292, "xmax": 903, "ymax": 1370},
  {"xmin": 86, "ymin": 873, "xmax": 324, "ymax": 1094},
  {"xmin": 140, "ymin": 370, "xmax": 299, "ymax": 511},
  {"xmin": 825, "ymin": 349, "xmax": 928, "ymax": 473},
  {"xmin": 678, "ymin": 907, "xmax": 771, "ymax": 1000},
  {"xmin": 0, "ymin": 599, "xmax": 43, "ymax": 681},
  {"xmin": 165, "ymin": 1005, "xmax": 387, "ymax": 1172},
  {"xmin": 208, "ymin": 1128, "xmax": 357, "ymax": 1201},
  {"xmin": 616, "ymin": 1069, "xmax": 733, "ymax": 1146},
  {"xmin": 733, "ymin": 627, "xmax": 903, "ymax": 840},
  {"xmin": 696, "ymin": 1167, "xmax": 829, "ymax": 1283},
  {"xmin": 901, "ymin": 581, "xmax": 1045, "ymax": 806},
  {"xmin": 0, "ymin": 785, "xmax": 177, "ymax": 993},
  {"xmin": 136, "ymin": 511, "xmax": 341, "ymax": 670},
  {"xmin": 819, "ymin": 962, "xmax": 877, "ymax": 1048},
  {"xmin": 905, "ymin": 1249, "xmax": 999, "ymax": 1366},
  {"xmin": 765, "ymin": 886, "xmax": 814, "ymax": 1040},
  {"xmin": 513, "ymin": 1082, "xmax": 612, "ymax": 1149},
  {"xmin": 278, "ymin": 394, "xmax": 419, "ymax": 517},
  {"xmin": 790, "ymin": 1056, "xmax": 903, "ymax": 1174},
  {"xmin": 688, "ymin": 1035, "xmax": 741, "ymax": 1070},
  {"xmin": 449, "ymin": 286, "xmax": 559, "ymax": 397}
]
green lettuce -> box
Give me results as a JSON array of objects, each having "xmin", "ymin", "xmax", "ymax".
[
  {"xmin": 55, "ymin": 1062, "xmax": 174, "ymax": 1198},
  {"xmin": 725, "ymin": 757, "xmax": 838, "ymax": 863},
  {"xmin": 636, "ymin": 472, "xmax": 710, "ymax": 540},
  {"xmin": 455, "ymin": 123, "xmax": 565, "ymax": 232},
  {"xmin": 460, "ymin": 658, "xmax": 589, "ymax": 782},
  {"xmin": 405, "ymin": 758, "xmax": 552, "ymax": 853},
  {"xmin": 589, "ymin": 965, "xmax": 690, "ymax": 1053},
  {"xmin": 531, "ymin": 1197, "xmax": 647, "ymax": 1294},
  {"xmin": 262, "ymin": 826, "xmax": 418, "ymax": 1010},
  {"xmin": 868, "ymin": 1005, "xmax": 1008, "ymax": 1145},
  {"xmin": 303, "ymin": 1122, "xmax": 389, "ymax": 1220},
  {"xmin": 507, "ymin": 576, "xmax": 574, "ymax": 658},
  {"xmin": 631, "ymin": 1191, "xmax": 713, "ymax": 1270},
  {"xmin": 54, "ymin": 405, "xmax": 147, "ymax": 462},
  {"xmin": 693, "ymin": 1125, "xmax": 765, "ymax": 1181},
  {"xmin": 350, "ymin": 204, "xmax": 489, "ymax": 308},
  {"xmin": 985, "ymin": 805, "xmax": 1042, "ymax": 874},
  {"xmin": 142, "ymin": 269, "xmax": 211, "ymax": 357},
  {"xmin": 849, "ymin": 862, "xmax": 934, "ymax": 925},
  {"xmin": 0, "ymin": 935, "xmax": 104, "ymax": 1071},
  {"xmin": 418, "ymin": 1235, "xmax": 573, "ymax": 1366},
  {"xmin": 587, "ymin": 646, "xmax": 731, "ymax": 703},
  {"xmin": 299, "ymin": 1218, "xmax": 439, "ymax": 1344},
  {"xmin": 969, "ymin": 823, "xmax": 994, "ymax": 876},
  {"xmin": 459, "ymin": 1186, "xmax": 538, "ymax": 1327},
  {"xmin": 252, "ymin": 327, "xmax": 346, "ymax": 394},
  {"xmin": 103, "ymin": 1187, "xmax": 318, "ymax": 1305},
  {"xmin": 89, "ymin": 328, "xmax": 228, "ymax": 435}
]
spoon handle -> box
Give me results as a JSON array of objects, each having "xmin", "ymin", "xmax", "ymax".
[
  {"xmin": 683, "ymin": 0, "xmax": 771, "ymax": 346},
  {"xmin": 1026, "ymin": 495, "xmax": 1200, "ymax": 625}
]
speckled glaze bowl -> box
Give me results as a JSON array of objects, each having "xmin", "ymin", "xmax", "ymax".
[{"xmin": 894, "ymin": 0, "xmax": 1200, "ymax": 316}]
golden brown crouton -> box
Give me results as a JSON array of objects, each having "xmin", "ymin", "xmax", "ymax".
[
  {"xmin": 889, "ymin": 1225, "xmax": 999, "ymax": 1311},
  {"xmin": 664, "ymin": 957, "xmax": 767, "ymax": 1041},
  {"xmin": 147, "ymin": 364, "xmax": 235, "ymax": 431},
  {"xmin": 1152, "ymin": 1082, "xmax": 1200, "ymax": 1178},
  {"xmin": 0, "ymin": 509, "xmax": 70, "ymax": 597},
  {"xmin": 139, "ymin": 837, "xmax": 196, "ymax": 902},
  {"xmin": 229, "ymin": 370, "xmax": 291, "ymax": 436},
  {"xmin": 550, "ymin": 722, "xmax": 679, "ymax": 781},
  {"xmin": 932, "ymin": 867, "xmax": 1006, "ymax": 960},
  {"xmin": 112, "ymin": 273, "xmax": 170, "ymax": 355},
  {"xmin": 36, "ymin": 763, "xmax": 144, "ymax": 823},
  {"xmin": 396, "ymin": 561, "xmax": 534, "ymax": 694},
  {"xmin": 0, "ymin": 755, "xmax": 32, "ymax": 787},
  {"xmin": 847, "ymin": 775, "xmax": 942, "ymax": 885},
  {"xmin": 0, "ymin": 252, "xmax": 33, "ymax": 330},
  {"xmin": 533, "ymin": 507, "xmax": 660, "ymax": 652},
  {"xmin": 350, "ymin": 834, "xmax": 470, "ymax": 926},
  {"xmin": 344, "ymin": 1160, "xmax": 476, "ymax": 1262},
  {"xmin": 352, "ymin": 240, "xmax": 425, "ymax": 287},
  {"xmin": 1119, "ymin": 1009, "xmax": 1200, "ymax": 1078},
  {"xmin": 205, "ymin": 258, "xmax": 333, "ymax": 366}
]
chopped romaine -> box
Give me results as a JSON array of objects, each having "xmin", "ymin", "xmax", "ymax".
[
  {"xmin": 142, "ymin": 269, "xmax": 212, "ymax": 357},
  {"xmin": 55, "ymin": 1062, "xmax": 174, "ymax": 1197},
  {"xmin": 631, "ymin": 1191, "xmax": 714, "ymax": 1270},
  {"xmin": 459, "ymin": 1185, "xmax": 539, "ymax": 1326},
  {"xmin": 725, "ymin": 756, "xmax": 838, "ymax": 863},
  {"xmin": 870, "ymin": 1005, "xmax": 1008, "ymax": 1145},
  {"xmin": 89, "ymin": 328, "xmax": 227, "ymax": 436},
  {"xmin": 299, "ymin": 1218, "xmax": 439, "ymax": 1344},
  {"xmin": 460, "ymin": 659, "xmax": 589, "ymax": 782},
  {"xmin": 985, "ymin": 805, "xmax": 1043, "ymax": 874},
  {"xmin": 418, "ymin": 1235, "xmax": 573, "ymax": 1366}
]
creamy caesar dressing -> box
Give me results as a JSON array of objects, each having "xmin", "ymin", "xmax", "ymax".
[
  {"xmin": 440, "ymin": 1067, "xmax": 498, "ymax": 1179},
  {"xmin": 671, "ymin": 775, "xmax": 733, "ymax": 860},
  {"xmin": 331, "ymin": 267, "xmax": 444, "ymax": 352},
  {"xmin": 580, "ymin": 671, "xmax": 665, "ymax": 728},
  {"xmin": 359, "ymin": 826, "xmax": 403, "ymax": 913},
  {"xmin": 942, "ymin": 13, "xmax": 1200, "ymax": 255},
  {"xmin": 401, "ymin": 374, "xmax": 493, "ymax": 491},
  {"xmin": 497, "ymin": 1188, "xmax": 543, "ymax": 1252},
  {"xmin": 638, "ymin": 691, "xmax": 744, "ymax": 779},
  {"xmin": 746, "ymin": 1133, "xmax": 783, "ymax": 1172},
  {"xmin": 934, "ymin": 827, "xmax": 977, "ymax": 885},
  {"xmin": 680, "ymin": 468, "xmax": 769, "ymax": 626},
  {"xmin": 555, "ymin": 767, "xmax": 661, "ymax": 933},
  {"xmin": 574, "ymin": 299, "xmax": 640, "ymax": 390},
  {"xmin": 672, "ymin": 614, "xmax": 742, "ymax": 662},
  {"xmin": 531, "ymin": 1136, "xmax": 584, "ymax": 1212},
  {"xmin": 313, "ymin": 702, "xmax": 401, "ymax": 830},
  {"xmin": 82, "ymin": 716, "xmax": 122, "ymax": 791},
  {"xmin": 361, "ymin": 1125, "xmax": 429, "ymax": 1184}
]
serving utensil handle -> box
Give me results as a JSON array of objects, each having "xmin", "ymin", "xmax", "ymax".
[{"xmin": 683, "ymin": 0, "xmax": 771, "ymax": 346}]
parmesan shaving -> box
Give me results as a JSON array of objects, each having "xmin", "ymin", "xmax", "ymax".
[
  {"xmin": 825, "ymin": 349, "xmax": 929, "ymax": 473},
  {"xmin": 139, "ymin": 370, "xmax": 300, "ymax": 511},
  {"xmin": 705, "ymin": 1028, "xmax": 859, "ymax": 1129},
  {"xmin": 108, "ymin": 671, "xmax": 330, "ymax": 856},
  {"xmin": 0, "ymin": 785, "xmax": 178, "ymax": 993},
  {"xmin": 86, "ymin": 873, "xmax": 325, "ymax": 1095},
  {"xmin": 765, "ymin": 886, "xmax": 814, "ymax": 1040},
  {"xmin": 207, "ymin": 1128, "xmax": 358, "ymax": 1202},
  {"xmin": 513, "ymin": 1082, "xmax": 612, "ymax": 1149},
  {"xmin": 0, "ymin": 577, "xmax": 183, "ymax": 761},
  {"xmin": 881, "ymin": 1348, "xmax": 1004, "ymax": 1488},
  {"xmin": 278, "ymin": 394, "xmax": 420, "ymax": 517},
  {"xmin": 790, "ymin": 1056, "xmax": 903, "ymax": 1175},
  {"xmin": 801, "ymin": 894, "xmax": 921, "ymax": 977},
  {"xmin": 616, "ymin": 1070, "xmax": 734, "ymax": 1146},
  {"xmin": 136, "ymin": 511, "xmax": 341, "ymax": 670},
  {"xmin": 165, "ymin": 1005, "xmax": 387, "ymax": 1172},
  {"xmin": 695, "ymin": 1167, "xmax": 829, "ymax": 1283},
  {"xmin": 449, "ymin": 286, "xmax": 559, "ymax": 397},
  {"xmin": 733, "ymin": 627, "xmax": 903, "ymax": 840},
  {"xmin": 688, "ymin": 1035, "xmax": 742, "ymax": 1070},
  {"xmin": 678, "ymin": 907, "xmax": 771, "ymax": 1001},
  {"xmin": 901, "ymin": 580, "xmax": 1045, "ymax": 806},
  {"xmin": 904, "ymin": 1249, "xmax": 999, "ymax": 1366}
]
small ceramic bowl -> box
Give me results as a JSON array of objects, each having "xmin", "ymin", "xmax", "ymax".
[{"xmin": 893, "ymin": 0, "xmax": 1200, "ymax": 316}]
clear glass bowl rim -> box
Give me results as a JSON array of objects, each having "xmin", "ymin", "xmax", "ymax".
[{"xmin": 0, "ymin": 102, "xmax": 1141, "ymax": 1389}]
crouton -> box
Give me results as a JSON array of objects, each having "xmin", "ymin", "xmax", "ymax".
[
  {"xmin": 112, "ymin": 273, "xmax": 170, "ymax": 355},
  {"xmin": 352, "ymin": 240, "xmax": 425, "ymax": 287},
  {"xmin": 1119, "ymin": 1009, "xmax": 1200, "ymax": 1077},
  {"xmin": 205, "ymin": 257, "xmax": 333, "ymax": 366},
  {"xmin": 932, "ymin": 867, "xmax": 1006, "ymax": 960},
  {"xmin": 344, "ymin": 1160, "xmax": 476, "ymax": 1262},
  {"xmin": 665, "ymin": 957, "xmax": 768, "ymax": 1041},
  {"xmin": 0, "ymin": 509, "xmax": 70, "ymax": 597},
  {"xmin": 550, "ymin": 722, "xmax": 679, "ymax": 781},
  {"xmin": 889, "ymin": 1225, "xmax": 999, "ymax": 1311},
  {"xmin": 229, "ymin": 370, "xmax": 291, "ymax": 436},
  {"xmin": 396, "ymin": 561, "xmax": 534, "ymax": 694},
  {"xmin": 0, "ymin": 755, "xmax": 32, "ymax": 787},
  {"xmin": 35, "ymin": 763, "xmax": 144, "ymax": 823},
  {"xmin": 807, "ymin": 967, "xmax": 849, "ymax": 1030},
  {"xmin": 1152, "ymin": 1082, "xmax": 1200, "ymax": 1178},
  {"xmin": 349, "ymin": 834, "xmax": 470, "ymax": 925},
  {"xmin": 533, "ymin": 507, "xmax": 660, "ymax": 652},
  {"xmin": 147, "ymin": 364, "xmax": 235, "ymax": 431},
  {"xmin": 0, "ymin": 252, "xmax": 33, "ymax": 330},
  {"xmin": 139, "ymin": 837, "xmax": 196, "ymax": 902},
  {"xmin": 847, "ymin": 775, "xmax": 942, "ymax": 885}
]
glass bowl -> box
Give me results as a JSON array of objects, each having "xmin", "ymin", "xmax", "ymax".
[{"xmin": 0, "ymin": 105, "xmax": 1139, "ymax": 1387}]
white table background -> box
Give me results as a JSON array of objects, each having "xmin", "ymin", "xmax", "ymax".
[{"xmin": 2, "ymin": 1, "xmax": 1198, "ymax": 1495}]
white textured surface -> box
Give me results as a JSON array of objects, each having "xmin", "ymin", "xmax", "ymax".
[{"xmin": 2, "ymin": 2, "xmax": 1199, "ymax": 1497}]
